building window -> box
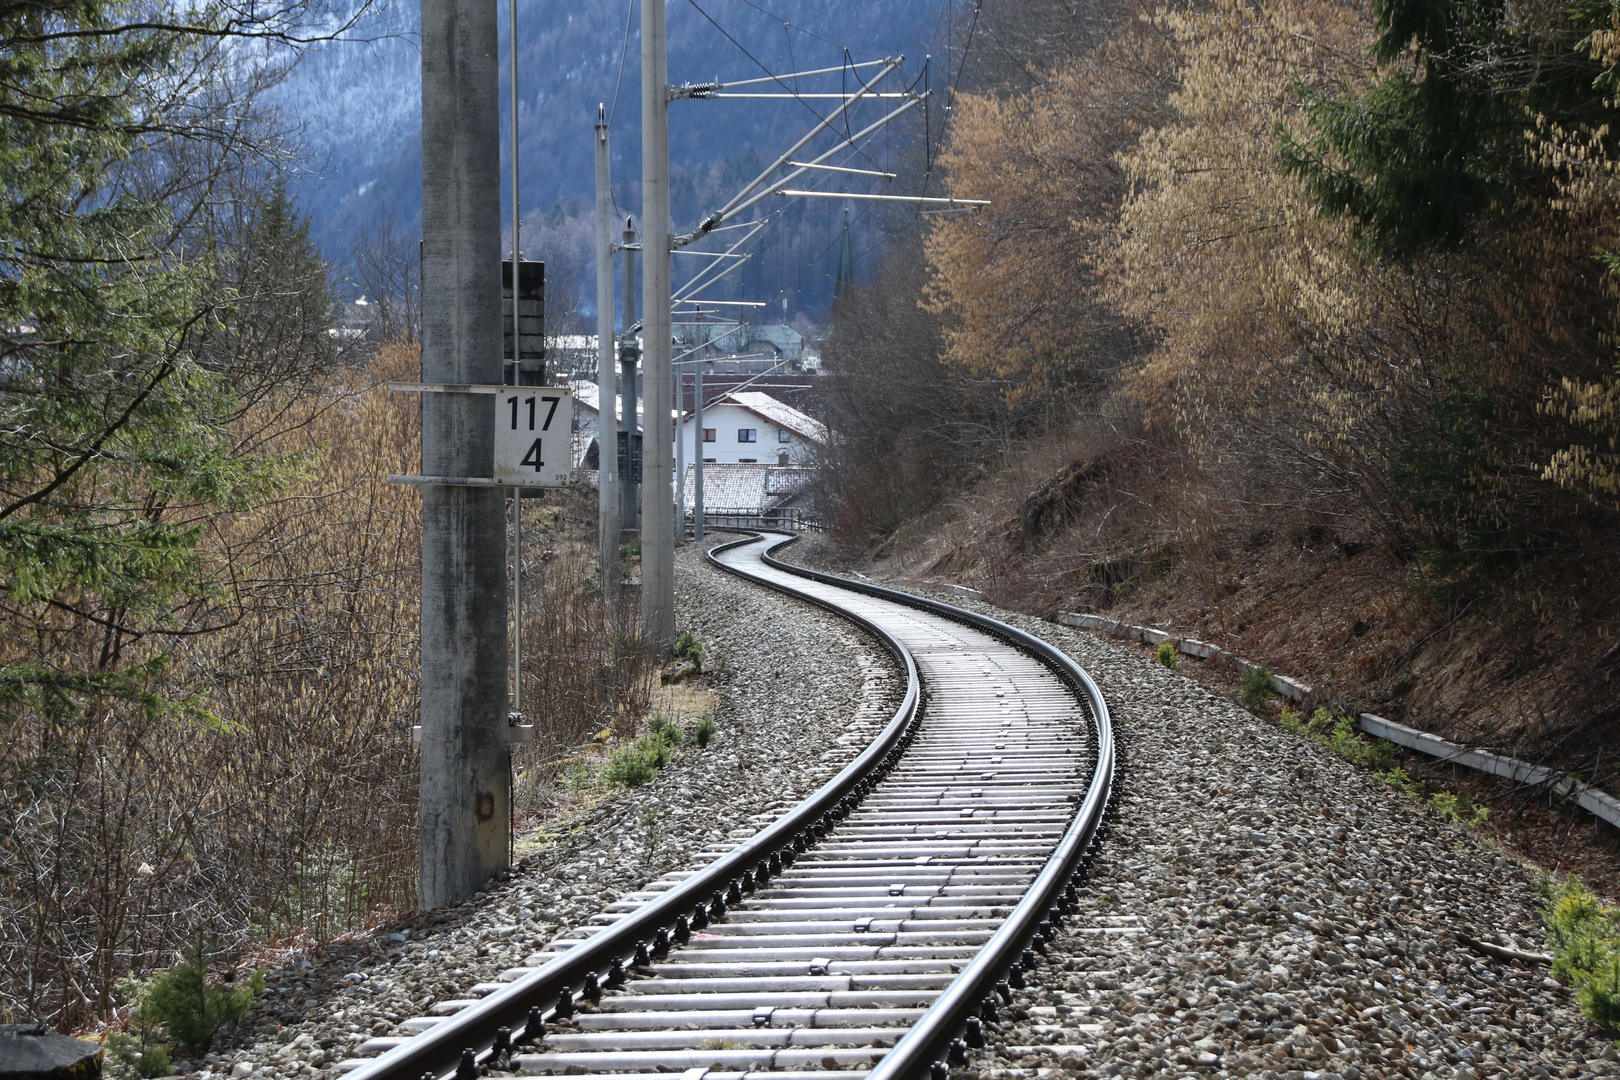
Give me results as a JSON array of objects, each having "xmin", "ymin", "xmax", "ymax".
[
  {"xmin": 739, "ymin": 458, "xmax": 757, "ymax": 463},
  {"xmin": 737, "ymin": 428, "xmax": 757, "ymax": 443},
  {"xmin": 778, "ymin": 452, "xmax": 790, "ymax": 466},
  {"xmin": 702, "ymin": 457, "xmax": 716, "ymax": 464},
  {"xmin": 778, "ymin": 429, "xmax": 791, "ymax": 443},
  {"xmin": 702, "ymin": 428, "xmax": 716, "ymax": 443}
]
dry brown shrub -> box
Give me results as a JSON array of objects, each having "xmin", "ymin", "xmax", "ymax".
[
  {"xmin": 1111, "ymin": 0, "xmax": 1385, "ymax": 480},
  {"xmin": 0, "ymin": 343, "xmax": 425, "ymax": 1025},
  {"xmin": 1107, "ymin": 0, "xmax": 1620, "ymax": 564},
  {"xmin": 1534, "ymin": 96, "xmax": 1620, "ymax": 508},
  {"xmin": 924, "ymin": 23, "xmax": 1174, "ymax": 407},
  {"xmin": 0, "ymin": 339, "xmax": 654, "ymax": 1028},
  {"xmin": 820, "ymin": 232, "xmax": 1003, "ymax": 546},
  {"xmin": 178, "ymin": 341, "xmax": 427, "ymax": 936},
  {"xmin": 509, "ymin": 490, "xmax": 656, "ymax": 816}
]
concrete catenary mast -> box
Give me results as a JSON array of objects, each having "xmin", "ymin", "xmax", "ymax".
[
  {"xmin": 417, "ymin": 0, "xmax": 510, "ymax": 906},
  {"xmin": 640, "ymin": 0, "xmax": 674, "ymax": 652},
  {"xmin": 594, "ymin": 107, "xmax": 619, "ymax": 590}
]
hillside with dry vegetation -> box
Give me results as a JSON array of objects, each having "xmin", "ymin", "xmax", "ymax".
[
  {"xmin": 0, "ymin": 334, "xmax": 658, "ymax": 1027},
  {"xmin": 823, "ymin": 0, "xmax": 1620, "ymax": 793}
]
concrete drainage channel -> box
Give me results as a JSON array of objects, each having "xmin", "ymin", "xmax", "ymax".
[{"xmin": 335, "ymin": 532, "xmax": 1116, "ymax": 1080}]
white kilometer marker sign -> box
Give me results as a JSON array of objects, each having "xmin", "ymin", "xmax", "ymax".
[
  {"xmin": 493, "ymin": 388, "xmax": 572, "ymax": 487},
  {"xmin": 386, "ymin": 382, "xmax": 574, "ymax": 488}
]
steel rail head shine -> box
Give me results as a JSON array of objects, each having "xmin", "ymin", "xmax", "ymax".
[
  {"xmin": 345, "ymin": 529, "xmax": 1114, "ymax": 1080},
  {"xmin": 342, "ymin": 533, "xmax": 923, "ymax": 1080},
  {"xmin": 745, "ymin": 531, "xmax": 1117, "ymax": 1080}
]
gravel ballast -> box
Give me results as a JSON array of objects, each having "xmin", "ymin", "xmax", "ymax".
[
  {"xmin": 851, "ymin": 570, "xmax": 1618, "ymax": 1080},
  {"xmin": 198, "ymin": 540, "xmax": 900, "ymax": 1080},
  {"xmin": 198, "ymin": 536, "xmax": 1615, "ymax": 1080}
]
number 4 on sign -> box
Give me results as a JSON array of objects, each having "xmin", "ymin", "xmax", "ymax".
[{"xmin": 493, "ymin": 389, "xmax": 572, "ymax": 487}]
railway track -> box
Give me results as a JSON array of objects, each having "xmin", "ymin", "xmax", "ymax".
[{"xmin": 339, "ymin": 532, "xmax": 1116, "ymax": 1080}]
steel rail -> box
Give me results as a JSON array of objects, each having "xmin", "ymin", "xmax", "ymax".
[
  {"xmin": 752, "ymin": 534, "xmax": 1117, "ymax": 1080},
  {"xmin": 342, "ymin": 533, "xmax": 922, "ymax": 1080},
  {"xmin": 343, "ymin": 530, "xmax": 1116, "ymax": 1080}
]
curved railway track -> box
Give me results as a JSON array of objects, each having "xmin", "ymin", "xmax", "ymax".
[{"xmin": 339, "ymin": 532, "xmax": 1116, "ymax": 1080}]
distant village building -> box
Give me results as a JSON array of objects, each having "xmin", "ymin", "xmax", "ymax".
[
  {"xmin": 674, "ymin": 391, "xmax": 825, "ymax": 521},
  {"xmin": 572, "ymin": 382, "xmax": 825, "ymax": 520},
  {"xmin": 678, "ymin": 391, "xmax": 825, "ymax": 468},
  {"xmin": 572, "ymin": 330, "xmax": 826, "ymax": 470}
]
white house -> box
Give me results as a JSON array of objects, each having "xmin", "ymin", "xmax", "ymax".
[
  {"xmin": 678, "ymin": 391, "xmax": 825, "ymax": 468},
  {"xmin": 572, "ymin": 386, "xmax": 825, "ymax": 506}
]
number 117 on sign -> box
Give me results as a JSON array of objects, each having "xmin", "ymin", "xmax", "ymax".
[{"xmin": 493, "ymin": 389, "xmax": 572, "ymax": 487}]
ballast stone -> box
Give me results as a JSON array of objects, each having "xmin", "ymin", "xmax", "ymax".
[
  {"xmin": 0, "ymin": 1025, "xmax": 102, "ymax": 1080},
  {"xmin": 891, "ymin": 574, "xmax": 1618, "ymax": 1078},
  {"xmin": 203, "ymin": 539, "xmax": 900, "ymax": 1077}
]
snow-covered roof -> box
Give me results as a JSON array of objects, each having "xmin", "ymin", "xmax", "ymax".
[
  {"xmin": 680, "ymin": 464, "xmax": 815, "ymax": 513},
  {"xmin": 682, "ymin": 464, "xmax": 768, "ymax": 512},
  {"xmin": 764, "ymin": 466, "xmax": 815, "ymax": 496},
  {"xmin": 570, "ymin": 379, "xmax": 641, "ymax": 431},
  {"xmin": 722, "ymin": 391, "xmax": 826, "ymax": 444},
  {"xmin": 570, "ymin": 380, "xmax": 600, "ymax": 413}
]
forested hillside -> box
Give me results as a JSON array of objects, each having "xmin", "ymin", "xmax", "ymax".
[
  {"xmin": 824, "ymin": 0, "xmax": 1620, "ymax": 788},
  {"xmin": 0, "ymin": 0, "xmax": 652, "ymax": 1029},
  {"xmin": 280, "ymin": 0, "xmax": 942, "ymax": 324}
]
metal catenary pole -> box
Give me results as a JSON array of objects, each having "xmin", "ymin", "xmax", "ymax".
[
  {"xmin": 620, "ymin": 219, "xmax": 638, "ymax": 536},
  {"xmin": 593, "ymin": 107, "xmax": 620, "ymax": 590},
  {"xmin": 674, "ymin": 365, "xmax": 685, "ymax": 544},
  {"xmin": 507, "ymin": 0, "xmax": 522, "ymax": 729},
  {"xmin": 693, "ymin": 355, "xmax": 704, "ymax": 544},
  {"xmin": 418, "ymin": 0, "xmax": 509, "ymax": 907},
  {"xmin": 640, "ymin": 0, "xmax": 674, "ymax": 653}
]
